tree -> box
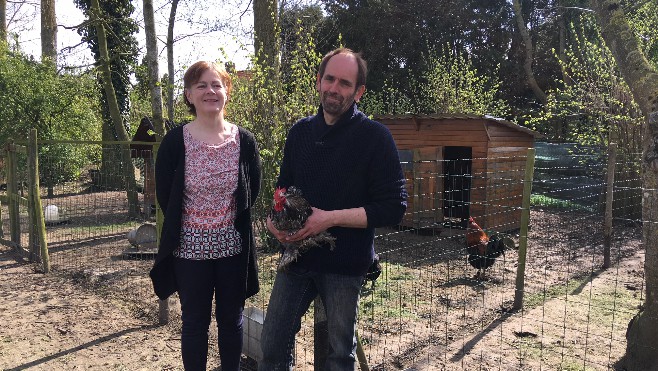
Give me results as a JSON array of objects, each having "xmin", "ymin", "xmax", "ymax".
[
  {"xmin": 89, "ymin": 0, "xmax": 139, "ymax": 217},
  {"xmin": 590, "ymin": 0, "xmax": 658, "ymax": 369},
  {"xmin": 165, "ymin": 0, "xmax": 179, "ymax": 123},
  {"xmin": 511, "ymin": 0, "xmax": 548, "ymax": 105},
  {"xmin": 321, "ymin": 0, "xmax": 514, "ymax": 100},
  {"xmin": 1, "ymin": 0, "xmax": 6, "ymax": 42},
  {"xmin": 142, "ymin": 0, "xmax": 164, "ymax": 136},
  {"xmin": 40, "ymin": 0, "xmax": 57, "ymax": 62},
  {"xmin": 74, "ymin": 0, "xmax": 138, "ymax": 189},
  {"xmin": 0, "ymin": 43, "xmax": 102, "ymax": 195},
  {"xmin": 253, "ymin": 0, "xmax": 278, "ymax": 71}
]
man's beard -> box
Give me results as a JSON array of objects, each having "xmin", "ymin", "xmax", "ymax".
[{"xmin": 322, "ymin": 91, "xmax": 354, "ymax": 116}]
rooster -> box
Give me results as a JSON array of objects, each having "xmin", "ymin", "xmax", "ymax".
[
  {"xmin": 465, "ymin": 216, "xmax": 515, "ymax": 279},
  {"xmin": 270, "ymin": 186, "xmax": 336, "ymax": 271}
]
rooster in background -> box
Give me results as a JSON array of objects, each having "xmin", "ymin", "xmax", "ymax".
[
  {"xmin": 466, "ymin": 216, "xmax": 515, "ymax": 279},
  {"xmin": 270, "ymin": 186, "xmax": 336, "ymax": 271}
]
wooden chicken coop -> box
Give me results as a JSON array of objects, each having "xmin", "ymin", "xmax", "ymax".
[{"xmin": 375, "ymin": 114, "xmax": 541, "ymax": 232}]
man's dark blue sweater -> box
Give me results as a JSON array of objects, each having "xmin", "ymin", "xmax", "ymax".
[{"xmin": 276, "ymin": 103, "xmax": 408, "ymax": 276}]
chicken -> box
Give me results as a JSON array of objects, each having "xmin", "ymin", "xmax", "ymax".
[
  {"xmin": 270, "ymin": 186, "xmax": 336, "ymax": 271},
  {"xmin": 465, "ymin": 216, "xmax": 515, "ymax": 279}
]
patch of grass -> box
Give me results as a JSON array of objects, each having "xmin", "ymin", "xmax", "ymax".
[
  {"xmin": 523, "ymin": 276, "xmax": 587, "ymax": 309},
  {"xmin": 67, "ymin": 221, "xmax": 136, "ymax": 234},
  {"xmin": 530, "ymin": 194, "xmax": 594, "ymax": 212},
  {"xmin": 359, "ymin": 262, "xmax": 428, "ymax": 321}
]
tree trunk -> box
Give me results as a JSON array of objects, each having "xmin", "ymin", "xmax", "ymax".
[
  {"xmin": 166, "ymin": 0, "xmax": 178, "ymax": 124},
  {"xmin": 591, "ymin": 1, "xmax": 658, "ymax": 369},
  {"xmin": 0, "ymin": 0, "xmax": 7, "ymax": 42},
  {"xmin": 511, "ymin": 0, "xmax": 547, "ymax": 105},
  {"xmin": 557, "ymin": 0, "xmax": 570, "ymax": 85},
  {"xmin": 40, "ymin": 0, "xmax": 57, "ymax": 62},
  {"xmin": 253, "ymin": 0, "xmax": 279, "ymax": 73},
  {"xmin": 143, "ymin": 0, "xmax": 164, "ymax": 137},
  {"xmin": 90, "ymin": 0, "xmax": 140, "ymax": 217}
]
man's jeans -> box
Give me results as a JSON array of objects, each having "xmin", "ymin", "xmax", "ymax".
[{"xmin": 259, "ymin": 265, "xmax": 363, "ymax": 371}]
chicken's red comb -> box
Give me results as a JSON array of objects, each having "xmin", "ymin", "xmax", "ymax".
[{"xmin": 273, "ymin": 187, "xmax": 286, "ymax": 212}]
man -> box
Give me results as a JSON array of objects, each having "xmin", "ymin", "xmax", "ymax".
[{"xmin": 259, "ymin": 48, "xmax": 407, "ymax": 370}]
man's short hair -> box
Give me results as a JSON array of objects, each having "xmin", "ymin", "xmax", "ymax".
[{"xmin": 318, "ymin": 48, "xmax": 368, "ymax": 88}]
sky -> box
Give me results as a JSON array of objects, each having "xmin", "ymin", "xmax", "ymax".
[{"xmin": 15, "ymin": 0, "xmax": 254, "ymax": 77}]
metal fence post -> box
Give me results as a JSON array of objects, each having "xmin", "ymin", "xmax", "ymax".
[{"xmin": 513, "ymin": 148, "xmax": 535, "ymax": 311}]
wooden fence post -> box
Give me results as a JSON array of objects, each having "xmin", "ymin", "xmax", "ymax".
[
  {"xmin": 152, "ymin": 142, "xmax": 169, "ymax": 325},
  {"xmin": 314, "ymin": 298, "xmax": 328, "ymax": 370},
  {"xmin": 603, "ymin": 143, "xmax": 617, "ymax": 268},
  {"xmin": 513, "ymin": 148, "xmax": 535, "ymax": 311},
  {"xmin": 27, "ymin": 130, "xmax": 49, "ymax": 272},
  {"xmin": 6, "ymin": 142, "xmax": 21, "ymax": 248}
]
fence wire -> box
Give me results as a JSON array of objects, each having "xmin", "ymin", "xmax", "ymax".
[{"xmin": 0, "ymin": 141, "xmax": 648, "ymax": 370}]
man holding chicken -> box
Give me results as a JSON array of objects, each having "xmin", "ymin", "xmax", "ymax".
[{"xmin": 260, "ymin": 48, "xmax": 407, "ymax": 370}]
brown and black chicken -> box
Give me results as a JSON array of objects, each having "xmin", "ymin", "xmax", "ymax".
[
  {"xmin": 466, "ymin": 216, "xmax": 515, "ymax": 279},
  {"xmin": 270, "ymin": 186, "xmax": 336, "ymax": 271}
]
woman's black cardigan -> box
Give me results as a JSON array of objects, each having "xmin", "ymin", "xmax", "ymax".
[{"xmin": 149, "ymin": 124, "xmax": 262, "ymax": 301}]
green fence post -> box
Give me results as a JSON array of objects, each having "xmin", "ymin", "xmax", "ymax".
[{"xmin": 513, "ymin": 147, "xmax": 535, "ymax": 311}]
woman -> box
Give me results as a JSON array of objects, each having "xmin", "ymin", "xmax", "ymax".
[{"xmin": 149, "ymin": 61, "xmax": 261, "ymax": 371}]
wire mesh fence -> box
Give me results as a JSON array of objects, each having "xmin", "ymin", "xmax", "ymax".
[{"xmin": 0, "ymin": 140, "xmax": 647, "ymax": 370}]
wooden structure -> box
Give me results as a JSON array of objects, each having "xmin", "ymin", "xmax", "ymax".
[
  {"xmin": 375, "ymin": 114, "xmax": 541, "ymax": 232},
  {"xmin": 130, "ymin": 118, "xmax": 157, "ymax": 214}
]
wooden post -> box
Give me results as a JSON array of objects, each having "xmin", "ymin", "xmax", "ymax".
[
  {"xmin": 603, "ymin": 143, "xmax": 617, "ymax": 268},
  {"xmin": 27, "ymin": 130, "xmax": 49, "ymax": 272},
  {"xmin": 152, "ymin": 142, "xmax": 169, "ymax": 324},
  {"xmin": 412, "ymin": 149, "xmax": 421, "ymax": 229},
  {"xmin": 314, "ymin": 298, "xmax": 329, "ymax": 370},
  {"xmin": 6, "ymin": 142, "xmax": 21, "ymax": 248},
  {"xmin": 355, "ymin": 330, "xmax": 369, "ymax": 370},
  {"xmin": 513, "ymin": 148, "xmax": 535, "ymax": 311}
]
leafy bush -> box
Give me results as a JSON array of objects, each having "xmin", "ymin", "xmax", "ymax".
[{"xmin": 0, "ymin": 42, "xmax": 102, "ymax": 190}]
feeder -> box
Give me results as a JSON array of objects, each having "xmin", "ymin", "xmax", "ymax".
[
  {"xmin": 242, "ymin": 306, "xmax": 265, "ymax": 363},
  {"xmin": 122, "ymin": 223, "xmax": 158, "ymax": 259}
]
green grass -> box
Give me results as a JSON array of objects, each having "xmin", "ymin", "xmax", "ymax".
[
  {"xmin": 67, "ymin": 221, "xmax": 136, "ymax": 234},
  {"xmin": 531, "ymin": 194, "xmax": 594, "ymax": 212},
  {"xmin": 359, "ymin": 262, "xmax": 427, "ymax": 321}
]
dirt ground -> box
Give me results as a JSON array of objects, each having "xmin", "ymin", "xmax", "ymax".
[{"xmin": 0, "ymin": 207, "xmax": 646, "ymax": 371}]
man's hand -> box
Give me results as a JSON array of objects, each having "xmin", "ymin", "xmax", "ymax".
[
  {"xmin": 285, "ymin": 207, "xmax": 335, "ymax": 242},
  {"xmin": 266, "ymin": 216, "xmax": 290, "ymax": 243}
]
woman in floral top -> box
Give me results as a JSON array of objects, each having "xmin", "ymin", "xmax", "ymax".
[{"xmin": 150, "ymin": 61, "xmax": 261, "ymax": 371}]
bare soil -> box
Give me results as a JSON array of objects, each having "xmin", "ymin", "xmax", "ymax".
[{"xmin": 0, "ymin": 205, "xmax": 645, "ymax": 370}]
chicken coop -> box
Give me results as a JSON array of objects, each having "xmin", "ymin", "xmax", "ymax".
[{"xmin": 375, "ymin": 114, "xmax": 541, "ymax": 232}]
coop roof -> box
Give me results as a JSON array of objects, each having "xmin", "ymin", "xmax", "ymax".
[{"xmin": 373, "ymin": 113, "xmax": 543, "ymax": 138}]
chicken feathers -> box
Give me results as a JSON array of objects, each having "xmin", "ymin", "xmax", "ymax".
[
  {"xmin": 466, "ymin": 216, "xmax": 515, "ymax": 279},
  {"xmin": 270, "ymin": 186, "xmax": 336, "ymax": 271}
]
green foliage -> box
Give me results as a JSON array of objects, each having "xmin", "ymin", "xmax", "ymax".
[
  {"xmin": 74, "ymin": 0, "xmax": 139, "ymax": 136},
  {"xmin": 418, "ymin": 49, "xmax": 510, "ymax": 116},
  {"xmin": 359, "ymin": 80, "xmax": 416, "ymax": 116},
  {"xmin": 530, "ymin": 194, "xmax": 592, "ymax": 212},
  {"xmin": 361, "ymin": 47, "xmax": 510, "ymax": 117},
  {"xmin": 321, "ymin": 0, "xmax": 514, "ymax": 97},
  {"xmin": 625, "ymin": 0, "xmax": 658, "ymax": 69},
  {"xmin": 225, "ymin": 21, "xmax": 321, "ymax": 248},
  {"xmin": 526, "ymin": 15, "xmax": 643, "ymax": 154},
  {"xmin": 0, "ymin": 44, "xmax": 102, "ymax": 187}
]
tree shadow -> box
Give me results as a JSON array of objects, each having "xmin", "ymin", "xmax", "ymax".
[
  {"xmin": 5, "ymin": 324, "xmax": 160, "ymax": 371},
  {"xmin": 448, "ymin": 311, "xmax": 515, "ymax": 363}
]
